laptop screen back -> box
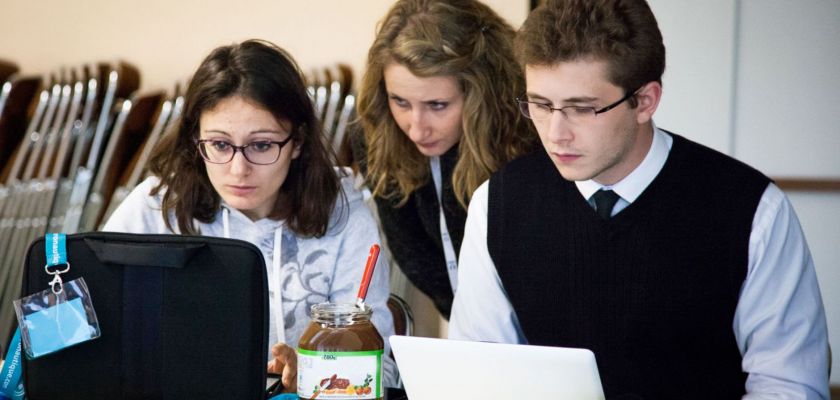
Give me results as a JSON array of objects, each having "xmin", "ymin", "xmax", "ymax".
[{"xmin": 389, "ymin": 336, "xmax": 605, "ymax": 400}]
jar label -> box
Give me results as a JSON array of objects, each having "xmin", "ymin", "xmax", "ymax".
[{"xmin": 297, "ymin": 348, "xmax": 383, "ymax": 399}]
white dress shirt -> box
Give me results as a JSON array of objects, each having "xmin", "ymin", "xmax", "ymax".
[{"xmin": 449, "ymin": 126, "xmax": 830, "ymax": 399}]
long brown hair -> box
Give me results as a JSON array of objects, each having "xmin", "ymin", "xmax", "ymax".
[
  {"xmin": 148, "ymin": 39, "xmax": 341, "ymax": 237},
  {"xmin": 357, "ymin": 0, "xmax": 536, "ymax": 208}
]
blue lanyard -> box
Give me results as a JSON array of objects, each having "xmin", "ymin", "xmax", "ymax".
[
  {"xmin": 45, "ymin": 233, "xmax": 68, "ymax": 268},
  {"xmin": 268, "ymin": 394, "xmax": 298, "ymax": 400},
  {"xmin": 0, "ymin": 329, "xmax": 25, "ymax": 400},
  {"xmin": 45, "ymin": 233, "xmax": 69, "ymax": 294},
  {"xmin": 0, "ymin": 234, "xmax": 70, "ymax": 399}
]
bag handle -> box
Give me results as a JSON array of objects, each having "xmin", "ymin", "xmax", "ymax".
[{"xmin": 84, "ymin": 239, "xmax": 205, "ymax": 268}]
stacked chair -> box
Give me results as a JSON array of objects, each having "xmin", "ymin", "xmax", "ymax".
[
  {"xmin": 99, "ymin": 86, "xmax": 184, "ymax": 226},
  {"xmin": 308, "ymin": 64, "xmax": 357, "ymax": 166},
  {"xmin": 0, "ymin": 59, "xmax": 370, "ymax": 348},
  {"xmin": 0, "ymin": 59, "xmax": 18, "ymax": 83},
  {"xmin": 0, "ymin": 61, "xmax": 182, "ymax": 339},
  {"xmin": 55, "ymin": 62, "xmax": 141, "ymax": 234}
]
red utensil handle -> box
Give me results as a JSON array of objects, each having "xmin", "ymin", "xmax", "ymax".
[{"xmin": 356, "ymin": 244, "xmax": 381, "ymax": 303}]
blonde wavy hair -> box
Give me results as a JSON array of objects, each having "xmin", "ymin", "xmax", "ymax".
[{"xmin": 357, "ymin": 0, "xmax": 535, "ymax": 208}]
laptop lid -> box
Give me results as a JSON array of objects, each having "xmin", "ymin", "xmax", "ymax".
[{"xmin": 389, "ymin": 336, "xmax": 604, "ymax": 400}]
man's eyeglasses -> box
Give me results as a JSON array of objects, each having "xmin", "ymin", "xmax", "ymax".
[
  {"xmin": 516, "ymin": 88, "xmax": 639, "ymax": 125},
  {"xmin": 196, "ymin": 137, "xmax": 294, "ymax": 165}
]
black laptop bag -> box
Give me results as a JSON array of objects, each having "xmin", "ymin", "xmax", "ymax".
[{"xmin": 18, "ymin": 232, "xmax": 269, "ymax": 400}]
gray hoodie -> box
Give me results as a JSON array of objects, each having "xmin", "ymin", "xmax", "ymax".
[{"xmin": 103, "ymin": 173, "xmax": 397, "ymax": 385}]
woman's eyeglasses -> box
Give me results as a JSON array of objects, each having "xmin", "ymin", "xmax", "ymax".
[{"xmin": 196, "ymin": 137, "xmax": 294, "ymax": 165}]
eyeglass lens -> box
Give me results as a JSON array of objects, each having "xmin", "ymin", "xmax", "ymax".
[
  {"xmin": 198, "ymin": 141, "xmax": 283, "ymax": 165},
  {"xmin": 518, "ymin": 101, "xmax": 596, "ymax": 124}
]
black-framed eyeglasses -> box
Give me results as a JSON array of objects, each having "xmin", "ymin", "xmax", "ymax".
[
  {"xmin": 196, "ymin": 137, "xmax": 294, "ymax": 165},
  {"xmin": 516, "ymin": 88, "xmax": 640, "ymax": 124}
]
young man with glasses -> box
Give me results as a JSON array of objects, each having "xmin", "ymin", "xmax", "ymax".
[{"xmin": 449, "ymin": 0, "xmax": 829, "ymax": 398}]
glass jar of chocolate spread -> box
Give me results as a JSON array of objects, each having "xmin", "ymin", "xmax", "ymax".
[{"xmin": 297, "ymin": 303, "xmax": 384, "ymax": 400}]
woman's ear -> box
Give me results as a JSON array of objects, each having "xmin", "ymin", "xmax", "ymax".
[
  {"xmin": 285, "ymin": 123, "xmax": 302, "ymax": 160},
  {"xmin": 291, "ymin": 140, "xmax": 302, "ymax": 160},
  {"xmin": 634, "ymin": 81, "xmax": 662, "ymax": 124}
]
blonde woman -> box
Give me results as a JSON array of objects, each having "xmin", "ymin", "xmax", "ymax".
[{"xmin": 353, "ymin": 0, "xmax": 536, "ymax": 318}]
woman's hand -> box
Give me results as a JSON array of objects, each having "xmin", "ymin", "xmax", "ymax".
[{"xmin": 267, "ymin": 343, "xmax": 297, "ymax": 393}]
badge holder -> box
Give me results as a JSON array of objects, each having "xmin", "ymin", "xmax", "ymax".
[{"xmin": 12, "ymin": 233, "xmax": 101, "ymax": 359}]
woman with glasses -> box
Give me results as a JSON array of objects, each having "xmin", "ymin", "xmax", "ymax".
[
  {"xmin": 103, "ymin": 39, "xmax": 396, "ymax": 393},
  {"xmin": 353, "ymin": 0, "xmax": 536, "ymax": 319}
]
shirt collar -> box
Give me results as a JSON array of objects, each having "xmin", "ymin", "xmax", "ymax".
[{"xmin": 575, "ymin": 122, "xmax": 673, "ymax": 203}]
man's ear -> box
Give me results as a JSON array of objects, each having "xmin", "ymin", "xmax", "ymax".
[{"xmin": 634, "ymin": 81, "xmax": 662, "ymax": 124}]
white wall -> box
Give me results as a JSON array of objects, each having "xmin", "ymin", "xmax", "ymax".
[
  {"xmin": 734, "ymin": 1, "xmax": 840, "ymax": 384},
  {"xmin": 1, "ymin": 0, "xmax": 837, "ymax": 385},
  {"xmin": 649, "ymin": 0, "xmax": 840, "ymax": 384},
  {"xmin": 649, "ymin": 1, "xmax": 736, "ymax": 153},
  {"xmin": 735, "ymin": 0, "xmax": 840, "ymax": 177},
  {"xmin": 0, "ymin": 0, "xmax": 527, "ymax": 92}
]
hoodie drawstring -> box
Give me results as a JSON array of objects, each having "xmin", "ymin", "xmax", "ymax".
[{"xmin": 222, "ymin": 207, "xmax": 286, "ymax": 344}]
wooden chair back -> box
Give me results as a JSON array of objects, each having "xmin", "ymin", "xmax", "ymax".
[
  {"xmin": 80, "ymin": 91, "xmax": 163, "ymax": 230},
  {"xmin": 0, "ymin": 59, "xmax": 18, "ymax": 83},
  {"xmin": 0, "ymin": 76, "xmax": 42, "ymax": 176}
]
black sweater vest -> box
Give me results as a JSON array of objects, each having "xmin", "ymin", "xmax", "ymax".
[{"xmin": 487, "ymin": 133, "xmax": 769, "ymax": 399}]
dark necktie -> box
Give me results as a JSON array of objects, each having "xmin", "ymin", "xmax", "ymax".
[{"xmin": 592, "ymin": 189, "xmax": 620, "ymax": 219}]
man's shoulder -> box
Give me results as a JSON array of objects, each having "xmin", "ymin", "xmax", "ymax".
[{"xmin": 668, "ymin": 132, "xmax": 770, "ymax": 183}]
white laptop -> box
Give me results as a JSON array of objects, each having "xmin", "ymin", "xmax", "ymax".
[{"xmin": 389, "ymin": 335, "xmax": 604, "ymax": 400}]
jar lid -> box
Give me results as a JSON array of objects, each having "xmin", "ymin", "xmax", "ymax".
[{"xmin": 310, "ymin": 302, "xmax": 372, "ymax": 325}]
